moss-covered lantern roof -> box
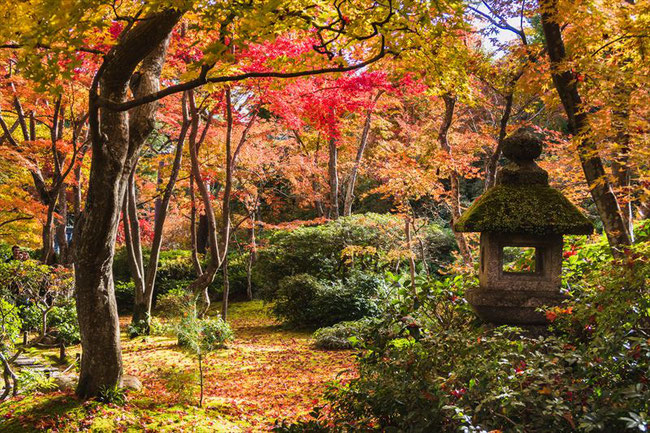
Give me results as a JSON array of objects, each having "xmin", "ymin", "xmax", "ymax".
[{"xmin": 454, "ymin": 127, "xmax": 593, "ymax": 236}]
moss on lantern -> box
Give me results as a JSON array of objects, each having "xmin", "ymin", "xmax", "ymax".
[{"xmin": 454, "ymin": 184, "xmax": 593, "ymax": 236}]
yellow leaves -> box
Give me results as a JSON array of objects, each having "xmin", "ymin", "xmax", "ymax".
[{"xmin": 341, "ymin": 245, "xmax": 378, "ymax": 265}]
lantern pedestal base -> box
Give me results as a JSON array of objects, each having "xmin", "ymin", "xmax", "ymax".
[{"xmin": 466, "ymin": 289, "xmax": 565, "ymax": 325}]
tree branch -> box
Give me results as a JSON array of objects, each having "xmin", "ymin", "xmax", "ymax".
[{"xmin": 99, "ymin": 40, "xmax": 387, "ymax": 112}]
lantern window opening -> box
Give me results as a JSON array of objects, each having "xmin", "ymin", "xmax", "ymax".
[{"xmin": 501, "ymin": 246, "xmax": 541, "ymax": 275}]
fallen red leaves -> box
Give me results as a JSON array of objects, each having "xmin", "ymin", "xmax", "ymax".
[{"xmin": 121, "ymin": 302, "xmax": 356, "ymax": 430}]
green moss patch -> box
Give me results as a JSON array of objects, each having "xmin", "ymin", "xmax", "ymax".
[
  {"xmin": 454, "ymin": 184, "xmax": 593, "ymax": 235},
  {"xmin": 0, "ymin": 393, "xmax": 245, "ymax": 432}
]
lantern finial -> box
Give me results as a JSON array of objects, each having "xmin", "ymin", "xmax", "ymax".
[{"xmin": 497, "ymin": 127, "xmax": 548, "ymax": 186}]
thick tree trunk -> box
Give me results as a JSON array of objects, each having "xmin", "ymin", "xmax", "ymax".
[
  {"xmin": 74, "ymin": 11, "xmax": 180, "ymax": 398},
  {"xmin": 328, "ymin": 137, "xmax": 340, "ymax": 219},
  {"xmin": 540, "ymin": 1, "xmax": 631, "ymax": 252},
  {"xmin": 439, "ymin": 94, "xmax": 472, "ymax": 264}
]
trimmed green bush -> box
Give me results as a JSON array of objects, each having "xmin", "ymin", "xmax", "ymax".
[
  {"xmin": 271, "ymin": 272, "xmax": 385, "ymax": 328},
  {"xmin": 313, "ymin": 319, "xmax": 376, "ymax": 350},
  {"xmin": 114, "ymin": 281, "xmax": 135, "ymax": 313},
  {"xmin": 256, "ymin": 213, "xmax": 455, "ymax": 294}
]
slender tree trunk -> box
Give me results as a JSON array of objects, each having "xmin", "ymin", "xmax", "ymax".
[
  {"xmin": 198, "ymin": 353, "xmax": 204, "ymax": 408},
  {"xmin": 42, "ymin": 200, "xmax": 57, "ymax": 264},
  {"xmin": 328, "ymin": 136, "xmax": 340, "ymax": 219},
  {"xmin": 196, "ymin": 214, "xmax": 209, "ymax": 254},
  {"xmin": 0, "ymin": 352, "xmax": 18, "ymax": 400},
  {"xmin": 74, "ymin": 11, "xmax": 180, "ymax": 398},
  {"xmin": 314, "ymin": 136, "xmax": 325, "ymax": 217},
  {"xmin": 540, "ymin": 1, "xmax": 631, "ymax": 252},
  {"xmin": 610, "ymin": 83, "xmax": 634, "ymax": 241},
  {"xmin": 40, "ymin": 308, "xmax": 49, "ymax": 339},
  {"xmin": 439, "ymin": 94, "xmax": 472, "ymax": 264},
  {"xmin": 130, "ymin": 96, "xmax": 189, "ymax": 331},
  {"xmin": 220, "ymin": 89, "xmax": 235, "ymax": 320},
  {"xmin": 55, "ymin": 184, "xmax": 70, "ymax": 264},
  {"xmin": 343, "ymin": 91, "xmax": 382, "ymax": 216},
  {"xmin": 405, "ymin": 215, "xmax": 416, "ymax": 295},
  {"xmin": 123, "ymin": 168, "xmax": 147, "ymax": 328},
  {"xmin": 72, "ymin": 143, "xmax": 90, "ymax": 225},
  {"xmin": 485, "ymin": 92, "xmax": 514, "ymax": 190},
  {"xmin": 246, "ymin": 209, "xmax": 257, "ymax": 301},
  {"xmin": 186, "ymin": 91, "xmax": 222, "ymax": 315},
  {"xmin": 219, "ymin": 89, "xmax": 257, "ymax": 320},
  {"xmin": 189, "ymin": 175, "xmax": 203, "ymax": 275},
  {"xmin": 221, "ymin": 256, "xmax": 230, "ymax": 321},
  {"xmin": 154, "ymin": 160, "xmax": 164, "ymax": 225}
]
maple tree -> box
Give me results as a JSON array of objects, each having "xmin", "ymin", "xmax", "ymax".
[
  {"xmin": 0, "ymin": 59, "xmax": 91, "ymax": 264},
  {"xmin": 0, "ymin": 0, "xmax": 429, "ymax": 397},
  {"xmin": 0, "ymin": 0, "xmax": 647, "ymax": 413}
]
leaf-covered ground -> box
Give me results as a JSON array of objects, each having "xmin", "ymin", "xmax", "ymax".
[{"xmin": 0, "ymin": 301, "xmax": 355, "ymax": 432}]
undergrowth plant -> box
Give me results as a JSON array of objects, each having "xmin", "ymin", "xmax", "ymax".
[{"xmin": 176, "ymin": 304, "xmax": 233, "ymax": 407}]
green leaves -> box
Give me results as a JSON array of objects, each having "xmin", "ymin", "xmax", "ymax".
[{"xmin": 0, "ymin": 298, "xmax": 21, "ymax": 353}]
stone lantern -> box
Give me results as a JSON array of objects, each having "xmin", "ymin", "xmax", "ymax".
[{"xmin": 454, "ymin": 128, "xmax": 593, "ymax": 325}]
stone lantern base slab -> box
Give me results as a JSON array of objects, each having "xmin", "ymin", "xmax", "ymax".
[{"xmin": 466, "ymin": 289, "xmax": 566, "ymax": 325}]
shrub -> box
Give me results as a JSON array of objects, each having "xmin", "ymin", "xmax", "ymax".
[
  {"xmin": 155, "ymin": 287, "xmax": 193, "ymax": 319},
  {"xmin": 271, "ymin": 273, "xmax": 384, "ymax": 328},
  {"xmin": 256, "ymin": 213, "xmax": 455, "ymax": 294},
  {"xmin": 0, "ymin": 298, "xmax": 21, "ymax": 352},
  {"xmin": 113, "ymin": 248, "xmax": 198, "ymax": 309},
  {"xmin": 18, "ymin": 303, "xmax": 40, "ymax": 334},
  {"xmin": 149, "ymin": 317, "xmax": 173, "ymax": 336},
  {"xmin": 313, "ymin": 318, "xmax": 376, "ymax": 350},
  {"xmin": 0, "ymin": 261, "xmax": 79, "ymax": 347},
  {"xmin": 17, "ymin": 370, "xmax": 57, "ymax": 393},
  {"xmin": 199, "ymin": 317, "xmax": 235, "ymax": 349},
  {"xmin": 272, "ymin": 408, "xmax": 331, "ymax": 433},
  {"xmin": 97, "ymin": 385, "xmax": 127, "ymax": 405},
  {"xmin": 127, "ymin": 317, "xmax": 151, "ymax": 339},
  {"xmin": 48, "ymin": 298, "xmax": 80, "ymax": 345},
  {"xmin": 177, "ymin": 314, "xmax": 233, "ymax": 349},
  {"xmin": 114, "ymin": 281, "xmax": 135, "ymax": 313},
  {"xmin": 175, "ymin": 306, "xmax": 234, "ymax": 407},
  {"xmin": 315, "ymin": 238, "xmax": 650, "ymax": 433}
]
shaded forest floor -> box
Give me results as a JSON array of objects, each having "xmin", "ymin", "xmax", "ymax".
[{"xmin": 0, "ymin": 301, "xmax": 355, "ymax": 432}]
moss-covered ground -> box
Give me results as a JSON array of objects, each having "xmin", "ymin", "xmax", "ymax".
[{"xmin": 0, "ymin": 301, "xmax": 355, "ymax": 432}]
